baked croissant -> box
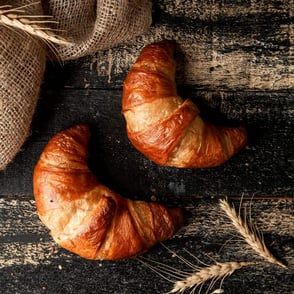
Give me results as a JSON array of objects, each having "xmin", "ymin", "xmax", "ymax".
[
  {"xmin": 33, "ymin": 125, "xmax": 183, "ymax": 260},
  {"xmin": 122, "ymin": 41, "xmax": 247, "ymax": 168}
]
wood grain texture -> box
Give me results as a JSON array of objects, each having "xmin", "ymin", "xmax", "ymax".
[
  {"xmin": 0, "ymin": 197, "xmax": 293, "ymax": 294},
  {"xmin": 82, "ymin": 0, "xmax": 294, "ymax": 91},
  {"xmin": 49, "ymin": 1, "xmax": 294, "ymax": 91},
  {"xmin": 0, "ymin": 1, "xmax": 293, "ymax": 293},
  {"xmin": 0, "ymin": 88, "xmax": 292, "ymax": 197}
]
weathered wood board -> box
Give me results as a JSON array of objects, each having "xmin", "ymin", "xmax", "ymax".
[
  {"xmin": 0, "ymin": 87, "xmax": 293, "ymax": 198},
  {"xmin": 1, "ymin": 198, "xmax": 293, "ymax": 294},
  {"xmin": 0, "ymin": 1, "xmax": 293, "ymax": 293}
]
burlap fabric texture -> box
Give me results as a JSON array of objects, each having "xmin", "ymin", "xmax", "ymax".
[
  {"xmin": 0, "ymin": 0, "xmax": 152, "ymax": 170},
  {"xmin": 0, "ymin": 0, "xmax": 46, "ymax": 170}
]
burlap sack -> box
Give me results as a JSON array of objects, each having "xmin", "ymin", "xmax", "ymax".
[
  {"xmin": 48, "ymin": 0, "xmax": 153, "ymax": 60},
  {"xmin": 0, "ymin": 0, "xmax": 46, "ymax": 170},
  {"xmin": 0, "ymin": 0, "xmax": 152, "ymax": 170}
]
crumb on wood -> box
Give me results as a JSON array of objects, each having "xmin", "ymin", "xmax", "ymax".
[{"xmin": 150, "ymin": 195, "xmax": 157, "ymax": 201}]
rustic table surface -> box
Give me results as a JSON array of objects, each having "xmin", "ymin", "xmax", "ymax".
[{"xmin": 0, "ymin": 2, "xmax": 293, "ymax": 294}]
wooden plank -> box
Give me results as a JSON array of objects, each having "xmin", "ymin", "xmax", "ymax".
[
  {"xmin": 69, "ymin": 0, "xmax": 294, "ymax": 91},
  {"xmin": 0, "ymin": 2, "xmax": 293, "ymax": 294},
  {"xmin": 0, "ymin": 197, "xmax": 293, "ymax": 294},
  {"xmin": 0, "ymin": 88, "xmax": 292, "ymax": 198},
  {"xmin": 157, "ymin": 0, "xmax": 294, "ymax": 21},
  {"xmin": 43, "ymin": 1, "xmax": 294, "ymax": 91}
]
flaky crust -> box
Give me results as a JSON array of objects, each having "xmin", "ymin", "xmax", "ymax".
[
  {"xmin": 33, "ymin": 125, "xmax": 183, "ymax": 260},
  {"xmin": 122, "ymin": 41, "xmax": 247, "ymax": 168}
]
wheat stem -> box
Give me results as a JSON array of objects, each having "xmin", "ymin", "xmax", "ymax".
[
  {"xmin": 0, "ymin": 4, "xmax": 71, "ymax": 46},
  {"xmin": 139, "ymin": 253, "xmax": 255, "ymax": 294},
  {"xmin": 168, "ymin": 261, "xmax": 254, "ymax": 293},
  {"xmin": 219, "ymin": 198, "xmax": 287, "ymax": 268}
]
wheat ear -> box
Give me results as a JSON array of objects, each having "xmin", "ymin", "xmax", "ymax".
[
  {"xmin": 0, "ymin": 3, "xmax": 71, "ymax": 46},
  {"xmin": 138, "ymin": 255, "xmax": 254, "ymax": 294},
  {"xmin": 168, "ymin": 261, "xmax": 253, "ymax": 294},
  {"xmin": 219, "ymin": 198, "xmax": 287, "ymax": 268}
]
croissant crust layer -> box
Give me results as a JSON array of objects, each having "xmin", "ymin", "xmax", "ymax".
[
  {"xmin": 122, "ymin": 41, "xmax": 247, "ymax": 168},
  {"xmin": 33, "ymin": 125, "xmax": 183, "ymax": 260}
]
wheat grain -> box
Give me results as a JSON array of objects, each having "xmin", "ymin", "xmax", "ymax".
[
  {"xmin": 138, "ymin": 244, "xmax": 255, "ymax": 294},
  {"xmin": 219, "ymin": 198, "xmax": 287, "ymax": 268},
  {"xmin": 210, "ymin": 289, "xmax": 224, "ymax": 294},
  {"xmin": 168, "ymin": 261, "xmax": 253, "ymax": 294},
  {"xmin": 138, "ymin": 255, "xmax": 254, "ymax": 294},
  {"xmin": 0, "ymin": 3, "xmax": 71, "ymax": 46}
]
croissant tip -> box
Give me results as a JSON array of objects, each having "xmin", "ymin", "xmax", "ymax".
[
  {"xmin": 51, "ymin": 124, "xmax": 89, "ymax": 135},
  {"xmin": 62, "ymin": 124, "xmax": 91, "ymax": 139},
  {"xmin": 70, "ymin": 124, "xmax": 89, "ymax": 132},
  {"xmin": 145, "ymin": 39, "xmax": 176, "ymax": 51}
]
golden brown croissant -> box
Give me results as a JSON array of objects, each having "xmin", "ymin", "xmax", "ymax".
[
  {"xmin": 33, "ymin": 125, "xmax": 183, "ymax": 260},
  {"xmin": 122, "ymin": 41, "xmax": 247, "ymax": 168}
]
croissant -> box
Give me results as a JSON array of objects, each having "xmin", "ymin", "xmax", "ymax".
[
  {"xmin": 33, "ymin": 125, "xmax": 183, "ymax": 260},
  {"xmin": 122, "ymin": 41, "xmax": 247, "ymax": 168}
]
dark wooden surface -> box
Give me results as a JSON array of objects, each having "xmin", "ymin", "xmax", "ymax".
[{"xmin": 0, "ymin": 1, "xmax": 293, "ymax": 293}]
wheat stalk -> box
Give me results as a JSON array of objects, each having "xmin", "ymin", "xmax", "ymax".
[
  {"xmin": 138, "ymin": 255, "xmax": 254, "ymax": 294},
  {"xmin": 167, "ymin": 261, "xmax": 254, "ymax": 293},
  {"xmin": 219, "ymin": 198, "xmax": 287, "ymax": 268},
  {"xmin": 0, "ymin": 2, "xmax": 71, "ymax": 46}
]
